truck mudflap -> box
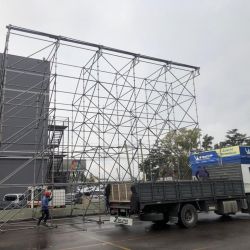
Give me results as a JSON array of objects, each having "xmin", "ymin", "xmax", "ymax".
[{"xmin": 110, "ymin": 216, "xmax": 133, "ymax": 226}]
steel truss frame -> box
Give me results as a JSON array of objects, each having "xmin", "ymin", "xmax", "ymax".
[{"xmin": 0, "ymin": 25, "xmax": 200, "ymax": 227}]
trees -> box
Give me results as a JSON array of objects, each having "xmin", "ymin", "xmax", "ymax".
[
  {"xmin": 139, "ymin": 128, "xmax": 201, "ymax": 181},
  {"xmin": 214, "ymin": 129, "xmax": 249, "ymax": 148},
  {"xmin": 139, "ymin": 127, "xmax": 250, "ymax": 181},
  {"xmin": 225, "ymin": 129, "xmax": 247, "ymax": 146},
  {"xmin": 202, "ymin": 134, "xmax": 214, "ymax": 151}
]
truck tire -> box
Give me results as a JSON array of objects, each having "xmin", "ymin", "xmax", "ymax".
[{"xmin": 178, "ymin": 204, "xmax": 198, "ymax": 228}]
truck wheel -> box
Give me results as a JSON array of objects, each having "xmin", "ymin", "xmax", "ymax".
[{"xmin": 179, "ymin": 204, "xmax": 198, "ymax": 228}]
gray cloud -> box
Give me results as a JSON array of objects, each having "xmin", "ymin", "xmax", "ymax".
[{"xmin": 0, "ymin": 0, "xmax": 249, "ymax": 144}]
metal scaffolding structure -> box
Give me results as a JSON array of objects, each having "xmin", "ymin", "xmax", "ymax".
[{"xmin": 0, "ymin": 25, "xmax": 200, "ymax": 229}]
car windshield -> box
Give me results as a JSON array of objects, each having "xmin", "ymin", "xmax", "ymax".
[
  {"xmin": 19, "ymin": 195, "xmax": 24, "ymax": 200},
  {"xmin": 4, "ymin": 195, "xmax": 17, "ymax": 201}
]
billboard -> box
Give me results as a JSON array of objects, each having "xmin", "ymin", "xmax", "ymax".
[
  {"xmin": 215, "ymin": 146, "xmax": 240, "ymax": 157},
  {"xmin": 62, "ymin": 159, "xmax": 86, "ymax": 172},
  {"xmin": 240, "ymin": 146, "xmax": 250, "ymax": 164},
  {"xmin": 189, "ymin": 146, "xmax": 250, "ymax": 175}
]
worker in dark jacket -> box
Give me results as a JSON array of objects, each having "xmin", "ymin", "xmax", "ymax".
[
  {"xmin": 104, "ymin": 184, "xmax": 111, "ymax": 213},
  {"xmin": 195, "ymin": 166, "xmax": 209, "ymax": 181},
  {"xmin": 37, "ymin": 191, "xmax": 53, "ymax": 226}
]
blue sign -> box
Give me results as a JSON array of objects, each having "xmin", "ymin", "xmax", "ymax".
[
  {"xmin": 189, "ymin": 151, "xmax": 219, "ymax": 165},
  {"xmin": 189, "ymin": 146, "xmax": 250, "ymax": 176},
  {"xmin": 189, "ymin": 151, "xmax": 219, "ymax": 175},
  {"xmin": 240, "ymin": 146, "xmax": 250, "ymax": 164}
]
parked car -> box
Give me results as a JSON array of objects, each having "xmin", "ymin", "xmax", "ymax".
[
  {"xmin": 77, "ymin": 185, "xmax": 99, "ymax": 195},
  {"xmin": 65, "ymin": 192, "xmax": 83, "ymax": 205},
  {"xmin": 89, "ymin": 190, "xmax": 105, "ymax": 203},
  {"xmin": 0, "ymin": 193, "xmax": 26, "ymax": 210}
]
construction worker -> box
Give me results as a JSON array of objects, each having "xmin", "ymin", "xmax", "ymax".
[
  {"xmin": 37, "ymin": 191, "xmax": 53, "ymax": 226},
  {"xmin": 104, "ymin": 184, "xmax": 111, "ymax": 213},
  {"xmin": 195, "ymin": 166, "xmax": 210, "ymax": 181}
]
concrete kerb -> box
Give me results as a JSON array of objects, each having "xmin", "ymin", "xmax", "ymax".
[{"xmin": 0, "ymin": 202, "xmax": 105, "ymax": 223}]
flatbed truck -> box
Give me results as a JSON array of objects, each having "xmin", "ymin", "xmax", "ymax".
[{"xmin": 108, "ymin": 179, "xmax": 250, "ymax": 228}]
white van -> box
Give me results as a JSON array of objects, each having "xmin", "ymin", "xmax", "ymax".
[{"xmin": 3, "ymin": 193, "xmax": 26, "ymax": 208}]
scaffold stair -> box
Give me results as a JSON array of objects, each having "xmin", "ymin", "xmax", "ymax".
[{"xmin": 48, "ymin": 124, "xmax": 67, "ymax": 149}]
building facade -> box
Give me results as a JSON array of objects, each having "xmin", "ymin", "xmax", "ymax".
[{"xmin": 0, "ymin": 53, "xmax": 50, "ymax": 196}]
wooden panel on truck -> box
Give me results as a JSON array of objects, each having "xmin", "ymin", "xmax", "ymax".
[
  {"xmin": 110, "ymin": 183, "xmax": 132, "ymax": 202},
  {"xmin": 213, "ymin": 181, "xmax": 244, "ymax": 197},
  {"xmin": 137, "ymin": 182, "xmax": 178, "ymax": 202},
  {"xmin": 178, "ymin": 182, "xmax": 214, "ymax": 199},
  {"xmin": 135, "ymin": 180, "xmax": 245, "ymax": 204}
]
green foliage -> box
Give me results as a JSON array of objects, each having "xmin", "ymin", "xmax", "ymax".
[
  {"xmin": 214, "ymin": 129, "xmax": 249, "ymax": 148},
  {"xmin": 202, "ymin": 134, "xmax": 214, "ymax": 151},
  {"xmin": 139, "ymin": 128, "xmax": 201, "ymax": 181},
  {"xmin": 140, "ymin": 127, "xmax": 250, "ymax": 181},
  {"xmin": 225, "ymin": 129, "xmax": 247, "ymax": 145}
]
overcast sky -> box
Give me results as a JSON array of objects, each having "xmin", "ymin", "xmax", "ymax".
[{"xmin": 0, "ymin": 0, "xmax": 250, "ymax": 145}]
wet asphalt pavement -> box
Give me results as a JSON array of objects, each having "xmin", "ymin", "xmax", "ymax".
[{"xmin": 1, "ymin": 213, "xmax": 250, "ymax": 250}]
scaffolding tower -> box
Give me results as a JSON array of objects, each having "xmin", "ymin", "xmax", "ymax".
[{"xmin": 0, "ymin": 25, "xmax": 200, "ymax": 226}]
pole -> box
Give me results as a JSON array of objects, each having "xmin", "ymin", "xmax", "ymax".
[{"xmin": 124, "ymin": 142, "xmax": 133, "ymax": 180}]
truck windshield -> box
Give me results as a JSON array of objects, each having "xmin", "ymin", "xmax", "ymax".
[{"xmin": 4, "ymin": 195, "xmax": 17, "ymax": 201}]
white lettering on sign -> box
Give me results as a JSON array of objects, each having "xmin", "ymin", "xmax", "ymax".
[
  {"xmin": 110, "ymin": 216, "xmax": 133, "ymax": 226},
  {"xmin": 194, "ymin": 154, "xmax": 213, "ymax": 161}
]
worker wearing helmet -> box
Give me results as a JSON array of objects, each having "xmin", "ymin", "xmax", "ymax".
[{"xmin": 37, "ymin": 191, "xmax": 53, "ymax": 226}]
